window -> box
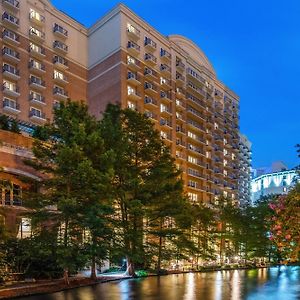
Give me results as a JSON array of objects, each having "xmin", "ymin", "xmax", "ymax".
[
  {"xmin": 127, "ymin": 101, "xmax": 136, "ymax": 110},
  {"xmin": 30, "ymin": 9, "xmax": 44, "ymax": 22},
  {"xmin": 127, "ymin": 85, "xmax": 135, "ymax": 96},
  {"xmin": 3, "ymin": 80, "xmax": 16, "ymax": 91},
  {"xmin": 54, "ymin": 70, "xmax": 64, "ymax": 80},
  {"xmin": 188, "ymin": 192, "xmax": 198, "ymax": 202},
  {"xmin": 188, "ymin": 156, "xmax": 197, "ymax": 164}
]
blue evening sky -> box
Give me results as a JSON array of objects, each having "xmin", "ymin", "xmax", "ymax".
[{"xmin": 52, "ymin": 0, "xmax": 300, "ymax": 169}]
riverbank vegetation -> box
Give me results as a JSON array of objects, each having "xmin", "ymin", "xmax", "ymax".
[{"xmin": 0, "ymin": 101, "xmax": 299, "ymax": 285}]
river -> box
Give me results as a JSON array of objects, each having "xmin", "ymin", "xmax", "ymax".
[{"xmin": 18, "ymin": 266, "xmax": 300, "ymax": 300}]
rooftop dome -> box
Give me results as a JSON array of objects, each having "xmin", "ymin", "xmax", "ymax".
[{"xmin": 169, "ymin": 35, "xmax": 216, "ymax": 76}]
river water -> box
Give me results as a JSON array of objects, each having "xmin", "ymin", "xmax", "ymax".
[{"xmin": 18, "ymin": 266, "xmax": 300, "ymax": 300}]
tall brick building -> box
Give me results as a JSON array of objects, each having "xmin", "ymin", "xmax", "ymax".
[{"xmin": 0, "ymin": 0, "xmax": 249, "ymax": 236}]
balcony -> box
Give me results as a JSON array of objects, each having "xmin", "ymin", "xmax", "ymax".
[
  {"xmin": 53, "ymin": 72, "xmax": 68, "ymax": 85},
  {"xmin": 176, "ymin": 59, "xmax": 185, "ymax": 71},
  {"xmin": 29, "ymin": 93, "xmax": 45, "ymax": 106},
  {"xmin": 53, "ymin": 41, "xmax": 68, "ymax": 54},
  {"xmin": 29, "ymin": 76, "xmax": 46, "ymax": 90},
  {"xmin": 160, "ymin": 49, "xmax": 171, "ymax": 62},
  {"xmin": 2, "ymin": 12, "xmax": 19, "ymax": 29},
  {"xmin": 160, "ymin": 91, "xmax": 171, "ymax": 102},
  {"xmin": 53, "ymin": 23, "xmax": 68, "ymax": 39},
  {"xmin": 2, "ymin": 0, "xmax": 20, "ymax": 11},
  {"xmin": 144, "ymin": 53, "xmax": 157, "ymax": 66},
  {"xmin": 2, "ymin": 29, "xmax": 20, "ymax": 46},
  {"xmin": 144, "ymin": 67, "xmax": 157, "ymax": 80},
  {"xmin": 2, "ymin": 64, "xmax": 20, "ymax": 80},
  {"xmin": 144, "ymin": 82, "xmax": 158, "ymax": 96},
  {"xmin": 127, "ymin": 41, "xmax": 140, "ymax": 55},
  {"xmin": 187, "ymin": 119, "xmax": 205, "ymax": 133},
  {"xmin": 160, "ymin": 64, "xmax": 171, "ymax": 75},
  {"xmin": 2, "ymin": 82, "xmax": 20, "ymax": 97},
  {"xmin": 29, "ymin": 44, "xmax": 46, "ymax": 59},
  {"xmin": 160, "ymin": 105, "xmax": 172, "ymax": 116},
  {"xmin": 53, "ymin": 55, "xmax": 68, "ymax": 70},
  {"xmin": 187, "ymin": 81, "xmax": 206, "ymax": 98},
  {"xmin": 160, "ymin": 77, "xmax": 171, "ymax": 90},
  {"xmin": 144, "ymin": 96, "xmax": 157, "ymax": 107},
  {"xmin": 187, "ymin": 67, "xmax": 206, "ymax": 87},
  {"xmin": 127, "ymin": 89, "xmax": 141, "ymax": 101},
  {"xmin": 127, "ymin": 57, "xmax": 140, "ymax": 71},
  {"xmin": 161, "ymin": 131, "xmax": 172, "ymax": 141},
  {"xmin": 127, "ymin": 24, "xmax": 140, "ymax": 40},
  {"xmin": 53, "ymin": 86, "xmax": 68, "ymax": 101},
  {"xmin": 215, "ymin": 89, "xmax": 223, "ymax": 99},
  {"xmin": 3, "ymin": 98, "xmax": 20, "ymax": 114},
  {"xmin": 144, "ymin": 111, "xmax": 157, "ymax": 121},
  {"xmin": 176, "ymin": 126, "xmax": 185, "ymax": 135},
  {"xmin": 144, "ymin": 37, "xmax": 156, "ymax": 51},
  {"xmin": 176, "ymin": 73, "xmax": 185, "ymax": 86},
  {"xmin": 29, "ymin": 10, "xmax": 45, "ymax": 26},
  {"xmin": 29, "ymin": 110, "xmax": 46, "ymax": 123},
  {"xmin": 160, "ymin": 118, "xmax": 172, "ymax": 128},
  {"xmin": 127, "ymin": 72, "xmax": 141, "ymax": 86},
  {"xmin": 176, "ymin": 99, "xmax": 185, "ymax": 110},
  {"xmin": 28, "ymin": 60, "xmax": 46, "ymax": 74},
  {"xmin": 29, "ymin": 27, "xmax": 45, "ymax": 42},
  {"xmin": 176, "ymin": 87, "xmax": 185, "ymax": 99}
]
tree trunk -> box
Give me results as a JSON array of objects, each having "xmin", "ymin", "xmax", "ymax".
[
  {"xmin": 63, "ymin": 268, "xmax": 70, "ymax": 285},
  {"xmin": 157, "ymin": 218, "xmax": 163, "ymax": 274},
  {"xmin": 125, "ymin": 257, "xmax": 136, "ymax": 277},
  {"xmin": 90, "ymin": 255, "xmax": 97, "ymax": 280}
]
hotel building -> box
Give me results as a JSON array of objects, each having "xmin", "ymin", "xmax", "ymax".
[
  {"xmin": 0, "ymin": 0, "xmax": 244, "ymax": 235},
  {"xmin": 238, "ymin": 134, "xmax": 252, "ymax": 206}
]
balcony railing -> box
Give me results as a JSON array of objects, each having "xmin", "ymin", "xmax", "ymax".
[
  {"xmin": 2, "ymin": 12, "xmax": 19, "ymax": 27},
  {"xmin": 144, "ymin": 37, "xmax": 157, "ymax": 49},
  {"xmin": 53, "ymin": 23, "xmax": 68, "ymax": 37},
  {"xmin": 29, "ymin": 76, "xmax": 45, "ymax": 87},
  {"xmin": 144, "ymin": 96, "xmax": 157, "ymax": 106},
  {"xmin": 53, "ymin": 87, "xmax": 68, "ymax": 97},
  {"xmin": 29, "ymin": 27, "xmax": 45, "ymax": 40},
  {"xmin": 144, "ymin": 67, "xmax": 157, "ymax": 78},
  {"xmin": 53, "ymin": 55, "xmax": 68, "ymax": 68},
  {"xmin": 160, "ymin": 91, "xmax": 171, "ymax": 100},
  {"xmin": 3, "ymin": 82, "xmax": 19, "ymax": 94},
  {"xmin": 3, "ymin": 64, "xmax": 19, "ymax": 77},
  {"xmin": 160, "ymin": 64, "xmax": 171, "ymax": 74},
  {"xmin": 127, "ymin": 41, "xmax": 140, "ymax": 53},
  {"xmin": 53, "ymin": 41, "xmax": 68, "ymax": 53},
  {"xmin": 160, "ymin": 49, "xmax": 171, "ymax": 60},
  {"xmin": 144, "ymin": 53, "xmax": 157, "ymax": 64},
  {"xmin": 3, "ymin": 0, "xmax": 20, "ymax": 9},
  {"xmin": 127, "ymin": 24, "xmax": 140, "ymax": 39},
  {"xmin": 29, "ymin": 110, "xmax": 46, "ymax": 120},
  {"xmin": 3, "ymin": 98, "xmax": 19, "ymax": 110},
  {"xmin": 2, "ymin": 29, "xmax": 19, "ymax": 44},
  {"xmin": 29, "ymin": 44, "xmax": 46, "ymax": 57},
  {"xmin": 29, "ymin": 93, "xmax": 45, "ymax": 104},
  {"xmin": 29, "ymin": 60, "xmax": 46, "ymax": 72},
  {"xmin": 176, "ymin": 60, "xmax": 185, "ymax": 70}
]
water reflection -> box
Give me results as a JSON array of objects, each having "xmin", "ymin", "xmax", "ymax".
[{"xmin": 18, "ymin": 266, "xmax": 300, "ymax": 300}]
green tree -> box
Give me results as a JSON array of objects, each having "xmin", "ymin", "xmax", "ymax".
[
  {"xmin": 100, "ymin": 105, "xmax": 189, "ymax": 276},
  {"xmin": 25, "ymin": 100, "xmax": 114, "ymax": 282},
  {"xmin": 0, "ymin": 115, "xmax": 9, "ymax": 131},
  {"xmin": 10, "ymin": 119, "xmax": 20, "ymax": 133}
]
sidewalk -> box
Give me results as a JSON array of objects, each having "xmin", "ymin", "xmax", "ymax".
[{"xmin": 0, "ymin": 275, "xmax": 130, "ymax": 299}]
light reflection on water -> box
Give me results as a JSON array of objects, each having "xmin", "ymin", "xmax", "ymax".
[{"xmin": 18, "ymin": 266, "xmax": 300, "ymax": 300}]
